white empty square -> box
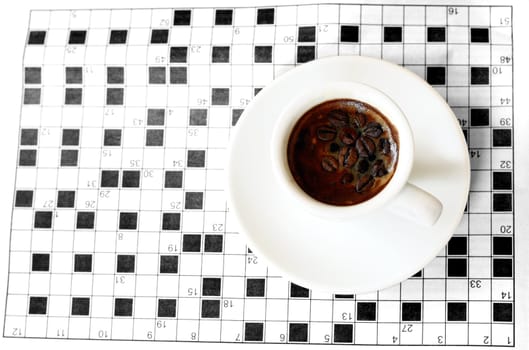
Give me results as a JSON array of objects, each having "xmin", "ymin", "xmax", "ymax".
[
  {"xmin": 275, "ymin": 6, "xmax": 295, "ymax": 25},
  {"xmin": 404, "ymin": 26, "xmax": 425, "ymax": 43},
  {"xmin": 297, "ymin": 5, "xmax": 317, "ymax": 25},
  {"xmin": 384, "ymin": 6, "xmax": 404, "ymax": 24},
  {"xmin": 319, "ymin": 4, "xmax": 339, "ymax": 23},
  {"xmin": 469, "ymin": 7, "xmax": 490, "ymax": 26},
  {"xmin": 404, "ymin": 44, "xmax": 425, "ymax": 64},
  {"xmin": 426, "ymin": 6, "xmax": 446, "ymax": 25},
  {"xmin": 404, "ymin": 6, "xmax": 425, "ymax": 25},
  {"xmin": 426, "ymin": 45, "xmax": 447, "ymax": 64},
  {"xmin": 362, "ymin": 5, "xmax": 382, "ymax": 24}
]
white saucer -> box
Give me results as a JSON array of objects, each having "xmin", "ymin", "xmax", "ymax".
[{"xmin": 227, "ymin": 56, "xmax": 470, "ymax": 294}]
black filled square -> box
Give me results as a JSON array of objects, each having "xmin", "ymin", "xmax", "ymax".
[
  {"xmin": 160, "ymin": 255, "xmax": 179, "ymax": 273},
  {"xmin": 66, "ymin": 67, "xmax": 82, "ymax": 84},
  {"xmin": 254, "ymin": 88, "xmax": 262, "ymax": 95},
  {"xmin": 212, "ymin": 88, "xmax": 229, "ymax": 105},
  {"xmin": 104, "ymin": 129, "xmax": 121, "ymax": 146},
  {"xmin": 21, "ymin": 129, "xmax": 38, "ymax": 145},
  {"xmin": 493, "ymin": 172, "xmax": 512, "ymax": 190},
  {"xmin": 101, "ymin": 170, "xmax": 119, "ymax": 187},
  {"xmin": 447, "ymin": 258, "xmax": 467, "ymax": 277},
  {"xmin": 333, "ymin": 324, "xmax": 353, "ymax": 343},
  {"xmin": 74, "ymin": 254, "xmax": 92, "ymax": 272},
  {"xmin": 447, "ymin": 236, "xmax": 467, "ymax": 255},
  {"xmin": 232, "ymin": 109, "xmax": 243, "ymax": 126},
  {"xmin": 165, "ymin": 171, "xmax": 183, "ymax": 188},
  {"xmin": 471, "ymin": 28, "xmax": 489, "ymax": 43},
  {"xmin": 32, "ymin": 253, "xmax": 50, "ymax": 271},
  {"xmin": 24, "ymin": 88, "xmax": 40, "ymax": 104},
  {"xmin": 244, "ymin": 322, "xmax": 264, "ymax": 341},
  {"xmin": 190, "ymin": 109, "xmax": 208, "ymax": 126},
  {"xmin": 117, "ymin": 255, "xmax": 135, "ymax": 273},
  {"xmin": 107, "ymin": 67, "xmax": 124, "ymax": 84},
  {"xmin": 493, "ymin": 129, "xmax": 511, "ymax": 147},
  {"xmin": 202, "ymin": 235, "xmax": 222, "ymax": 253},
  {"xmin": 122, "ymin": 171, "xmax": 140, "ymax": 187},
  {"xmin": 174, "ymin": 10, "xmax": 191, "ymax": 25},
  {"xmin": 57, "ymin": 190, "xmax": 75, "ymax": 208},
  {"xmin": 427, "ymin": 67, "xmax": 446, "ymax": 85},
  {"xmin": 25, "ymin": 67, "xmax": 41, "ymax": 84},
  {"xmin": 246, "ymin": 278, "xmax": 265, "ymax": 297},
  {"xmin": 493, "ymin": 236, "xmax": 512, "ymax": 255},
  {"xmin": 119, "ymin": 212, "xmax": 138, "ymax": 230},
  {"xmin": 254, "ymin": 46, "xmax": 272, "ymax": 63},
  {"xmin": 298, "ymin": 26, "xmax": 316, "ymax": 42},
  {"xmin": 493, "ymin": 193, "xmax": 512, "ymax": 212},
  {"xmin": 297, "ymin": 46, "xmax": 315, "ymax": 63},
  {"xmin": 162, "ymin": 213, "xmax": 181, "ymax": 230},
  {"xmin": 109, "ymin": 30, "xmax": 127, "ymax": 44},
  {"xmin": 15, "ymin": 190, "xmax": 33, "ymax": 207},
  {"xmin": 201, "ymin": 299, "xmax": 220, "ymax": 318},
  {"xmin": 146, "ymin": 129, "xmax": 164, "ymax": 146},
  {"xmin": 185, "ymin": 192, "xmax": 203, "ymax": 210},
  {"xmin": 357, "ymin": 302, "xmax": 376, "ymax": 321},
  {"xmin": 401, "ymin": 302, "xmax": 422, "ymax": 321},
  {"xmin": 149, "ymin": 67, "xmax": 166, "ymax": 84},
  {"xmin": 412, "ymin": 270, "xmax": 423, "ymax": 278},
  {"xmin": 14, "ymin": 192, "xmax": 36, "ymax": 216},
  {"xmin": 170, "ymin": 66, "xmax": 187, "ymax": 84},
  {"xmin": 257, "ymin": 8, "xmax": 274, "ymax": 25},
  {"xmin": 114, "ymin": 298, "xmax": 133, "ymax": 317},
  {"xmin": 215, "ymin": 9, "xmax": 233, "ymax": 25},
  {"xmin": 493, "ymin": 303, "xmax": 512, "ymax": 322},
  {"xmin": 65, "ymin": 88, "xmax": 82, "ymax": 105},
  {"xmin": 151, "ymin": 29, "xmax": 169, "ymax": 44},
  {"xmin": 290, "ymin": 283, "xmax": 309, "ymax": 298},
  {"xmin": 493, "ymin": 258, "xmax": 512, "ymax": 277},
  {"xmin": 447, "ymin": 302, "xmax": 467, "ymax": 321},
  {"xmin": 28, "ymin": 31, "xmax": 46, "ymax": 45},
  {"xmin": 182, "ymin": 234, "xmax": 201, "ymax": 252},
  {"xmin": 187, "ymin": 150, "xmax": 205, "ymax": 167},
  {"xmin": 470, "ymin": 108, "xmax": 489, "ymax": 126},
  {"xmin": 76, "ymin": 211, "xmax": 95, "ymax": 229},
  {"xmin": 28, "ymin": 296, "xmax": 47, "ymax": 314},
  {"xmin": 463, "ymin": 129, "xmax": 468, "ymax": 142},
  {"xmin": 340, "ymin": 25, "xmax": 359, "ymax": 42},
  {"xmin": 71, "ymin": 297, "xmax": 90, "ymax": 316},
  {"xmin": 334, "ymin": 294, "xmax": 355, "ymax": 299},
  {"xmin": 170, "ymin": 46, "xmax": 188, "ymax": 63},
  {"xmin": 202, "ymin": 277, "xmax": 221, "ymax": 296},
  {"xmin": 69, "ymin": 30, "xmax": 87, "ymax": 44},
  {"xmin": 106, "ymin": 88, "xmax": 124, "ymax": 105},
  {"xmin": 19, "ymin": 149, "xmax": 37, "ymax": 166},
  {"xmin": 212, "ymin": 46, "xmax": 230, "ymax": 63},
  {"xmin": 471, "ymin": 67, "xmax": 489, "ymax": 85},
  {"xmin": 62, "ymin": 129, "xmax": 80, "ymax": 146},
  {"xmin": 158, "ymin": 299, "xmax": 176, "ymax": 318},
  {"xmin": 34, "ymin": 211, "xmax": 52, "ymax": 228},
  {"xmin": 147, "ymin": 109, "xmax": 165, "ymax": 125},
  {"xmin": 384, "ymin": 26, "xmax": 402, "ymax": 42},
  {"xmin": 427, "ymin": 27, "xmax": 446, "ymax": 42},
  {"xmin": 288, "ymin": 323, "xmax": 308, "ymax": 342}
]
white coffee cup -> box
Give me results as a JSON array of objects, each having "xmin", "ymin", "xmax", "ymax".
[{"xmin": 270, "ymin": 81, "xmax": 443, "ymax": 226}]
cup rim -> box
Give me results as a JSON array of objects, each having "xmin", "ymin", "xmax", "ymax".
[{"xmin": 270, "ymin": 80, "xmax": 414, "ymax": 218}]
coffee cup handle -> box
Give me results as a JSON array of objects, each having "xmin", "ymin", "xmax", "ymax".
[{"xmin": 388, "ymin": 183, "xmax": 443, "ymax": 226}]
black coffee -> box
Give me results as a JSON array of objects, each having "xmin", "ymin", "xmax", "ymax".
[{"xmin": 287, "ymin": 99, "xmax": 399, "ymax": 206}]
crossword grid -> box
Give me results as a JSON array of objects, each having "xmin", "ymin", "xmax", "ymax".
[{"xmin": 4, "ymin": 4, "xmax": 513, "ymax": 346}]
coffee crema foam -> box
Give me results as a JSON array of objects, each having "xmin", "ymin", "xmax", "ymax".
[{"xmin": 287, "ymin": 99, "xmax": 399, "ymax": 206}]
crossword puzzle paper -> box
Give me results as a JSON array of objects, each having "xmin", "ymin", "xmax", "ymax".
[{"xmin": 4, "ymin": 4, "xmax": 514, "ymax": 346}]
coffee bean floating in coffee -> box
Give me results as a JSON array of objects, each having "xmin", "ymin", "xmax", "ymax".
[{"xmin": 287, "ymin": 99, "xmax": 399, "ymax": 206}]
